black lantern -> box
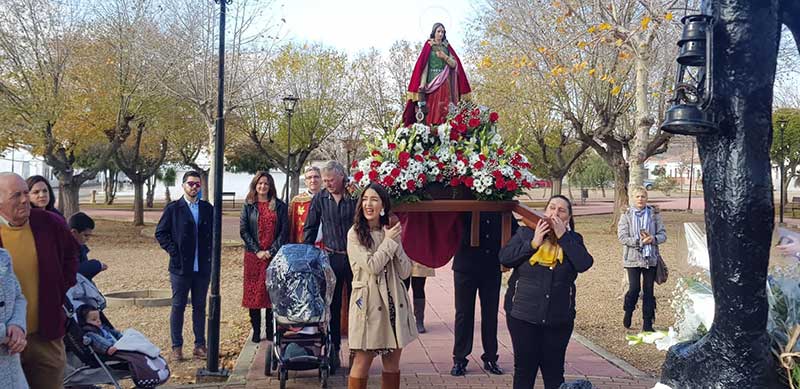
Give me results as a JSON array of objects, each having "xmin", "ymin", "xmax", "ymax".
[{"xmin": 660, "ymin": 14, "xmax": 718, "ymax": 136}]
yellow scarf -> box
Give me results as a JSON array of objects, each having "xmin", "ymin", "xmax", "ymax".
[{"xmin": 529, "ymin": 240, "xmax": 563, "ymax": 267}]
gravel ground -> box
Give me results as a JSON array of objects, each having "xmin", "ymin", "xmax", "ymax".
[{"xmin": 88, "ymin": 220, "xmax": 248, "ymax": 387}]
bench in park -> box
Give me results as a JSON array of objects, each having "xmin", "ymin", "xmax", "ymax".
[
  {"xmin": 221, "ymin": 192, "xmax": 236, "ymax": 209},
  {"xmin": 788, "ymin": 197, "xmax": 800, "ymax": 218}
]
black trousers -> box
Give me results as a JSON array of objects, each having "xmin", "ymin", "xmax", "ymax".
[
  {"xmin": 452, "ymin": 270, "xmax": 501, "ymax": 364},
  {"xmin": 507, "ymin": 315, "xmax": 573, "ymax": 389},
  {"xmin": 329, "ymin": 253, "xmax": 352, "ymax": 349},
  {"xmin": 624, "ymin": 266, "xmax": 657, "ymax": 317},
  {"xmin": 402, "ymin": 276, "xmax": 427, "ymax": 299}
]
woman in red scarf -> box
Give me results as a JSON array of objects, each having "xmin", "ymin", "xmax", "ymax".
[{"xmin": 402, "ymin": 23, "xmax": 471, "ymax": 127}]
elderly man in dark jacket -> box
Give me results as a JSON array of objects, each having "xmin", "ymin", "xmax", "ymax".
[
  {"xmin": 155, "ymin": 171, "xmax": 213, "ymax": 362},
  {"xmin": 0, "ymin": 172, "xmax": 78, "ymax": 389}
]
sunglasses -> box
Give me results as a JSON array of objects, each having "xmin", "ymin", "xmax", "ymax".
[{"xmin": 185, "ymin": 181, "xmax": 202, "ymax": 188}]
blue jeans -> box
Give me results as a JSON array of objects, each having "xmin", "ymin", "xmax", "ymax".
[{"xmin": 170, "ymin": 272, "xmax": 210, "ymax": 348}]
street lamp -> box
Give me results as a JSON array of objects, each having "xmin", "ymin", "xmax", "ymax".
[
  {"xmin": 198, "ymin": 0, "xmax": 231, "ymax": 381},
  {"xmin": 282, "ymin": 95, "xmax": 299, "ymax": 201},
  {"xmin": 779, "ymin": 117, "xmax": 789, "ymax": 224}
]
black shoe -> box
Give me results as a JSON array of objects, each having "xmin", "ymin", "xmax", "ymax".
[
  {"xmin": 483, "ymin": 361, "xmax": 503, "ymax": 375},
  {"xmin": 643, "ymin": 317, "xmax": 655, "ymax": 332},
  {"xmin": 623, "ymin": 310, "xmax": 633, "ymax": 329},
  {"xmin": 450, "ymin": 362, "xmax": 467, "ymax": 376},
  {"xmin": 251, "ymin": 331, "xmax": 261, "ymax": 343},
  {"xmin": 330, "ymin": 349, "xmax": 341, "ymax": 372}
]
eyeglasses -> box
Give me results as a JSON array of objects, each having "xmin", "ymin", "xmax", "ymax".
[{"xmin": 185, "ymin": 182, "xmax": 202, "ymax": 188}]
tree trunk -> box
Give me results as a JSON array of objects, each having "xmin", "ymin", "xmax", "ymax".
[
  {"xmin": 611, "ymin": 165, "xmax": 630, "ymax": 228},
  {"xmin": 600, "ymin": 185, "xmax": 606, "ymax": 198},
  {"xmin": 104, "ymin": 168, "xmax": 119, "ymax": 205},
  {"xmin": 133, "ymin": 180, "xmax": 145, "ymax": 226},
  {"xmin": 59, "ymin": 177, "xmax": 82, "ymax": 218},
  {"xmin": 145, "ymin": 177, "xmax": 156, "ymax": 208},
  {"xmin": 628, "ymin": 52, "xmax": 654, "ymax": 206},
  {"xmin": 551, "ymin": 176, "xmax": 563, "ymax": 196},
  {"xmin": 165, "ymin": 187, "xmax": 172, "ymax": 203},
  {"xmin": 290, "ymin": 170, "xmax": 301, "ymax": 200}
]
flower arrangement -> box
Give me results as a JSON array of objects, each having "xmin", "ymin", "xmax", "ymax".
[{"xmin": 352, "ymin": 101, "xmax": 535, "ymax": 202}]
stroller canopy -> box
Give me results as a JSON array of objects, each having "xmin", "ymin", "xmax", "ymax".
[
  {"xmin": 67, "ymin": 273, "xmax": 106, "ymax": 311},
  {"xmin": 267, "ymin": 244, "xmax": 336, "ymax": 324}
]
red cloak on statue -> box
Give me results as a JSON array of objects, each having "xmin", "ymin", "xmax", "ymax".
[{"xmin": 402, "ymin": 40, "xmax": 472, "ymax": 127}]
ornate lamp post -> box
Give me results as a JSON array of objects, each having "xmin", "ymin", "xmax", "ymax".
[
  {"xmin": 282, "ymin": 95, "xmax": 299, "ymax": 201},
  {"xmin": 198, "ymin": 0, "xmax": 231, "ymax": 380},
  {"xmin": 779, "ymin": 117, "xmax": 788, "ymax": 224}
]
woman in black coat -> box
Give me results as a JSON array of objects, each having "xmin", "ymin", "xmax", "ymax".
[{"xmin": 498, "ymin": 195, "xmax": 593, "ymax": 389}]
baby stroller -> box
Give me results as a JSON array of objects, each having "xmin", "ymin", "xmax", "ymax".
[
  {"xmin": 265, "ymin": 244, "xmax": 337, "ymax": 389},
  {"xmin": 63, "ymin": 273, "xmax": 170, "ymax": 388}
]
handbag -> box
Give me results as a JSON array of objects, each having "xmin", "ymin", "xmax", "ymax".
[{"xmin": 655, "ymin": 255, "xmax": 669, "ymax": 285}]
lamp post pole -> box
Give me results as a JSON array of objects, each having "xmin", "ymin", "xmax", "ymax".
[
  {"xmin": 779, "ymin": 118, "xmax": 788, "ymax": 224},
  {"xmin": 688, "ymin": 139, "xmax": 695, "ymax": 211},
  {"xmin": 198, "ymin": 0, "xmax": 230, "ymax": 380}
]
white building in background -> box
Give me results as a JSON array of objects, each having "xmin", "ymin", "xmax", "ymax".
[{"xmin": 0, "ymin": 148, "xmax": 55, "ymax": 180}]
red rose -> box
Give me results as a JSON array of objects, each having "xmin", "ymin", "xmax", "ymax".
[
  {"xmin": 368, "ymin": 170, "xmax": 379, "ymax": 181},
  {"xmin": 388, "ymin": 143, "xmax": 397, "ymax": 150},
  {"xmin": 399, "ymin": 160, "xmax": 409, "ymax": 169},
  {"xmin": 383, "ymin": 175, "xmax": 395, "ymax": 186},
  {"xmin": 436, "ymin": 174, "xmax": 443, "ymax": 181},
  {"xmin": 454, "ymin": 114, "xmax": 464, "ymax": 124},
  {"xmin": 473, "ymin": 160, "xmax": 485, "ymax": 170},
  {"xmin": 370, "ymin": 160, "xmax": 381, "ymax": 169},
  {"xmin": 423, "ymin": 150, "xmax": 430, "ymax": 156},
  {"xmin": 351, "ymin": 160, "xmax": 358, "ymax": 168},
  {"xmin": 492, "ymin": 170, "xmax": 503, "ymax": 179},
  {"xmin": 471, "ymin": 108, "xmax": 480, "ymax": 117},
  {"xmin": 522, "ymin": 179, "xmax": 532, "ymax": 189},
  {"xmin": 489, "ymin": 112, "xmax": 499, "ymax": 122},
  {"xmin": 495, "ymin": 177, "xmax": 506, "ymax": 189},
  {"xmin": 464, "ymin": 176, "xmax": 475, "ymax": 188},
  {"xmin": 468, "ymin": 118, "xmax": 481, "ymax": 128},
  {"xmin": 497, "ymin": 148, "xmax": 505, "ymax": 156},
  {"xmin": 457, "ymin": 123, "xmax": 468, "ymax": 133},
  {"xmin": 371, "ymin": 150, "xmax": 381, "ymax": 157},
  {"xmin": 514, "ymin": 170, "xmax": 522, "ymax": 179},
  {"xmin": 450, "ymin": 177, "xmax": 461, "ymax": 187},
  {"xmin": 354, "ymin": 171, "xmax": 364, "ymax": 181},
  {"xmin": 437, "ymin": 162, "xmax": 445, "ymax": 169},
  {"xmin": 407, "ymin": 180, "xmax": 417, "ymax": 191},
  {"xmin": 450, "ymin": 130, "xmax": 460, "ymax": 141},
  {"xmin": 479, "ymin": 154, "xmax": 487, "ymax": 162},
  {"xmin": 418, "ymin": 173, "xmax": 427, "ymax": 182},
  {"xmin": 414, "ymin": 155, "xmax": 424, "ymax": 162},
  {"xmin": 399, "ymin": 151, "xmax": 410, "ymax": 161},
  {"xmin": 391, "ymin": 168, "xmax": 401, "ymax": 177},
  {"xmin": 505, "ymin": 180, "xmax": 518, "ymax": 191}
]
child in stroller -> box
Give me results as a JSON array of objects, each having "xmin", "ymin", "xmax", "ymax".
[
  {"xmin": 64, "ymin": 273, "xmax": 170, "ymax": 389},
  {"xmin": 77, "ymin": 304, "xmax": 121, "ymax": 356},
  {"xmin": 265, "ymin": 244, "xmax": 337, "ymax": 389}
]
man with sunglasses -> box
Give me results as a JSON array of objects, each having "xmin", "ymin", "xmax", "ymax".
[{"xmin": 155, "ymin": 171, "xmax": 214, "ymax": 362}]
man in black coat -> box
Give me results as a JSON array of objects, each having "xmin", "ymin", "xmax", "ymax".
[
  {"xmin": 451, "ymin": 212, "xmax": 516, "ymax": 376},
  {"xmin": 155, "ymin": 171, "xmax": 213, "ymax": 362}
]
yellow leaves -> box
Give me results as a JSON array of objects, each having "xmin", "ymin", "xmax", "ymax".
[
  {"xmin": 641, "ymin": 16, "xmax": 652, "ymax": 30},
  {"xmin": 537, "ymin": 47, "xmax": 547, "ymax": 54},
  {"xmin": 556, "ymin": 16, "xmax": 565, "ymax": 24},
  {"xmin": 480, "ymin": 56, "xmax": 494, "ymax": 69},
  {"xmin": 598, "ymin": 23, "xmax": 611, "ymax": 31},
  {"xmin": 577, "ymin": 41, "xmax": 587, "ymax": 49},
  {"xmin": 618, "ymin": 51, "xmax": 632, "ymax": 60},
  {"xmin": 665, "ymin": 12, "xmax": 674, "ymax": 21},
  {"xmin": 550, "ymin": 65, "xmax": 567, "ymax": 77},
  {"xmin": 572, "ymin": 61, "xmax": 588, "ymax": 72},
  {"xmin": 615, "ymin": 38, "xmax": 623, "ymax": 47},
  {"xmin": 611, "ymin": 85, "xmax": 622, "ymax": 95},
  {"xmin": 588, "ymin": 68, "xmax": 596, "ymax": 76},
  {"xmin": 588, "ymin": 26, "xmax": 597, "ymax": 34},
  {"xmin": 480, "ymin": 40, "xmax": 490, "ymax": 47}
]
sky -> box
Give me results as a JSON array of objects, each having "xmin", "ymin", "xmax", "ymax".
[{"xmin": 276, "ymin": 0, "xmax": 483, "ymax": 55}]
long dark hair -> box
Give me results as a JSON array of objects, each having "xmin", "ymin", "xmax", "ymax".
[
  {"xmin": 548, "ymin": 194, "xmax": 576, "ymax": 231},
  {"xmin": 428, "ymin": 22, "xmax": 448, "ymax": 45},
  {"xmin": 354, "ymin": 183, "xmax": 392, "ymax": 249},
  {"xmin": 245, "ymin": 171, "xmax": 277, "ymax": 204},
  {"xmin": 26, "ymin": 175, "xmax": 56, "ymax": 211}
]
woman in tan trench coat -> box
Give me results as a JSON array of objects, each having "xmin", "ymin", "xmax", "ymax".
[{"xmin": 346, "ymin": 183, "xmax": 418, "ymax": 389}]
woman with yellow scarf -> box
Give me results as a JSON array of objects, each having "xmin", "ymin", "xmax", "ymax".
[{"xmin": 499, "ymin": 195, "xmax": 594, "ymax": 389}]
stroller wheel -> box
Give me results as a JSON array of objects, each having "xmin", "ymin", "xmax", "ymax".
[
  {"xmin": 279, "ymin": 368, "xmax": 288, "ymax": 389},
  {"xmin": 264, "ymin": 343, "xmax": 274, "ymax": 376},
  {"xmin": 319, "ymin": 366, "xmax": 329, "ymax": 388}
]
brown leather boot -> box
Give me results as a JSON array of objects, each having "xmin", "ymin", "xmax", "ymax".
[
  {"xmin": 347, "ymin": 376, "xmax": 368, "ymax": 389},
  {"xmin": 381, "ymin": 371, "xmax": 400, "ymax": 389}
]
